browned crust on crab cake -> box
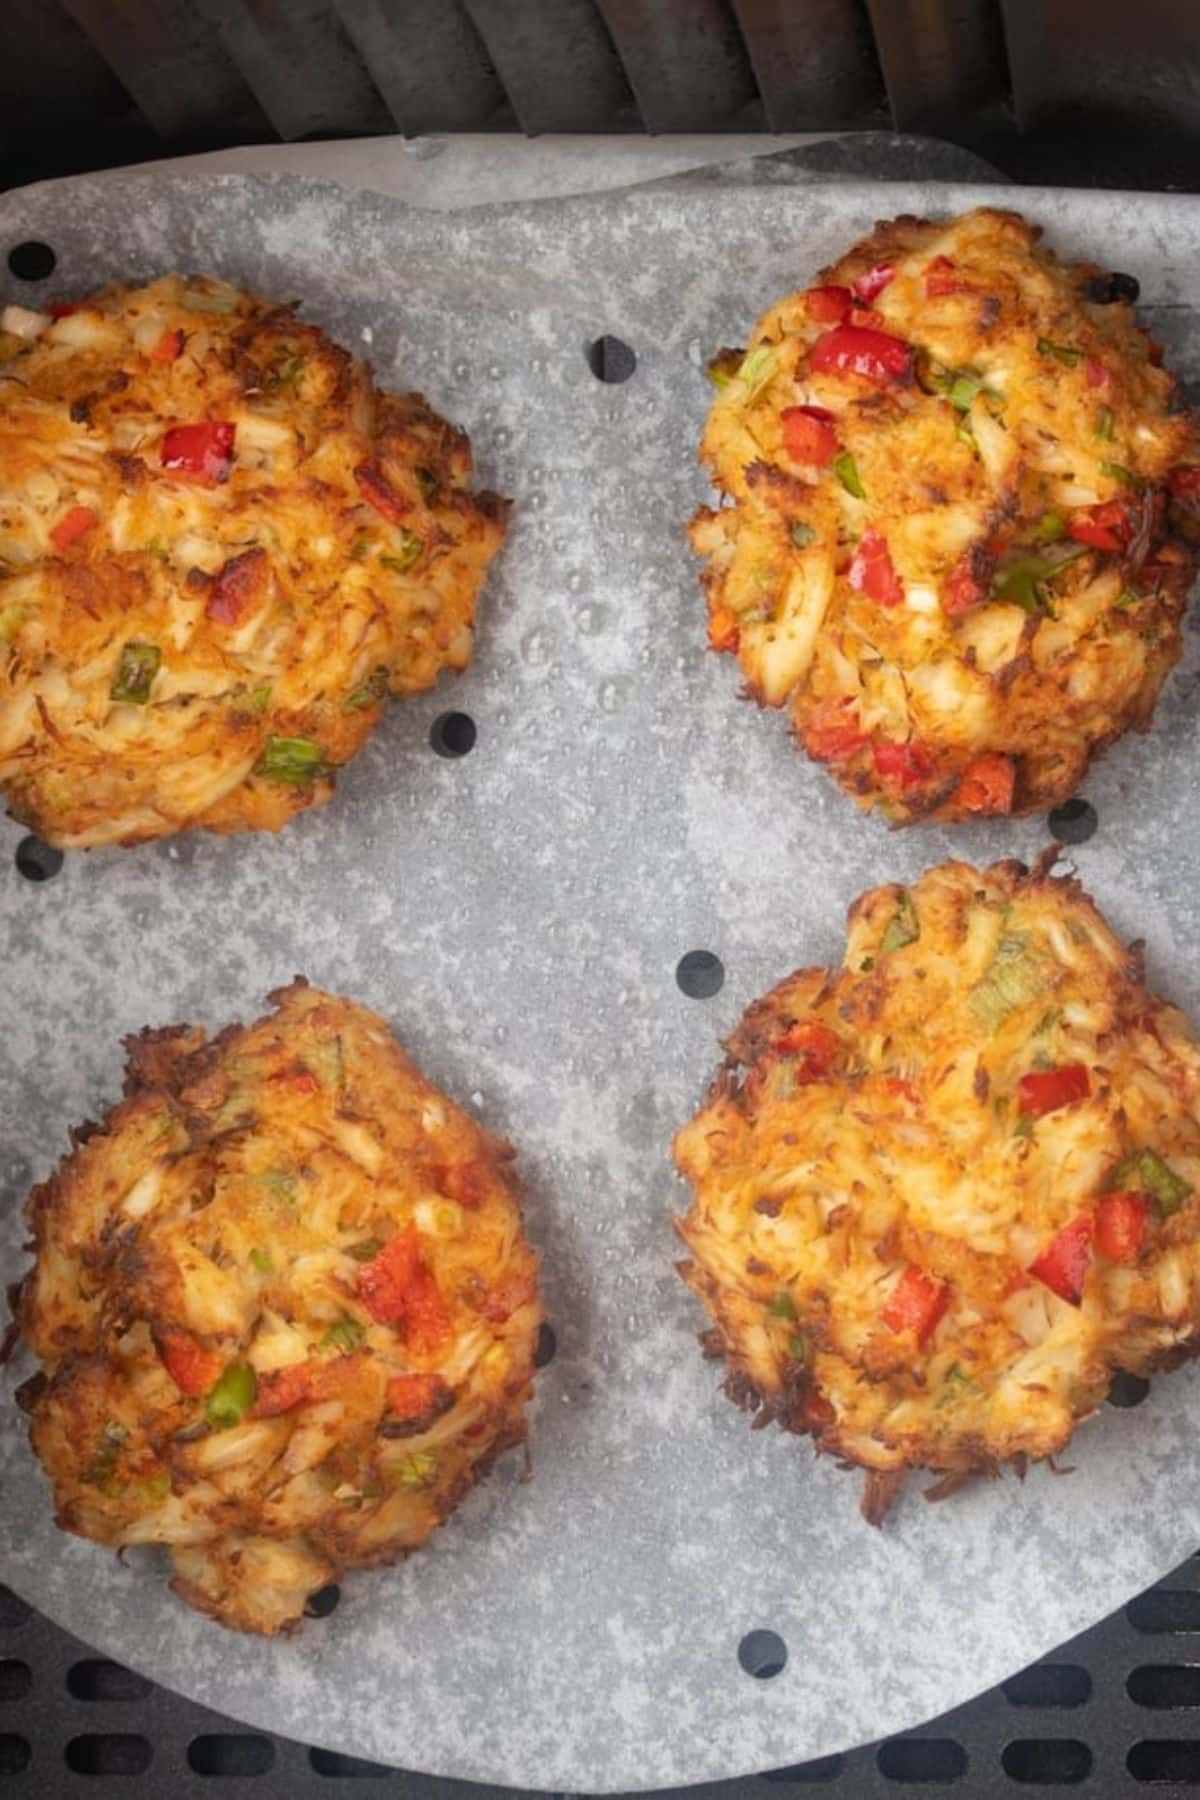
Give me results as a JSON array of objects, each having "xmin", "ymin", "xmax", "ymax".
[
  {"xmin": 13, "ymin": 980, "xmax": 540, "ymax": 1632},
  {"xmin": 692, "ymin": 208, "xmax": 1199, "ymax": 825},
  {"xmin": 673, "ymin": 855, "xmax": 1200, "ymax": 1519}
]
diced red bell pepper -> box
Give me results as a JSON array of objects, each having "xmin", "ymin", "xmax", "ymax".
[
  {"xmin": 851, "ymin": 263, "xmax": 895, "ymax": 303},
  {"xmin": 708, "ymin": 605, "xmax": 740, "ymax": 654},
  {"xmin": 386, "ymin": 1371, "xmax": 453, "ymax": 1423},
  {"xmin": 1017, "ymin": 1063, "xmax": 1091, "ymax": 1118},
  {"xmin": 206, "ymin": 547, "xmax": 267, "ymax": 626},
  {"xmin": 357, "ymin": 1223, "xmax": 451, "ymax": 1350},
  {"xmin": 159, "ymin": 1329, "xmax": 224, "ymax": 1396},
  {"xmin": 1085, "ymin": 357, "xmax": 1108, "ymax": 388},
  {"xmin": 781, "ymin": 404, "xmax": 837, "ymax": 466},
  {"xmin": 1029, "ymin": 1214, "xmax": 1094, "ymax": 1305},
  {"xmin": 48, "ymin": 302, "xmax": 79, "ymax": 320},
  {"xmin": 882, "ymin": 1266, "xmax": 950, "ymax": 1346},
  {"xmin": 268, "ymin": 1064, "xmax": 320, "ymax": 1095},
  {"xmin": 923, "ymin": 256, "xmax": 967, "ymax": 297},
  {"xmin": 355, "ymin": 461, "xmax": 409, "ymax": 524},
  {"xmin": 943, "ymin": 552, "xmax": 986, "ymax": 617},
  {"xmin": 805, "ymin": 285, "xmax": 852, "ymax": 325},
  {"xmin": 775, "ymin": 1019, "xmax": 839, "ymax": 1081},
  {"xmin": 161, "ymin": 421, "xmax": 236, "ymax": 484},
  {"xmin": 803, "ymin": 698, "xmax": 866, "ymax": 763},
  {"xmin": 873, "ymin": 739, "xmax": 933, "ymax": 786},
  {"xmin": 1095, "ymin": 1191, "xmax": 1148, "ymax": 1264},
  {"xmin": 252, "ymin": 1361, "xmax": 319, "ymax": 1417},
  {"xmin": 49, "ymin": 505, "xmax": 97, "ymax": 551},
  {"xmin": 149, "ymin": 328, "xmax": 184, "ymax": 364},
  {"xmin": 884, "ymin": 1076, "xmax": 919, "ymax": 1103},
  {"xmin": 956, "ymin": 754, "xmax": 1015, "ymax": 815},
  {"xmin": 810, "ymin": 324, "xmax": 914, "ymax": 383},
  {"xmin": 1169, "ymin": 465, "xmax": 1200, "ymax": 506},
  {"xmin": 433, "ymin": 1162, "xmax": 489, "ymax": 1210},
  {"xmin": 849, "ymin": 527, "xmax": 904, "ymax": 606},
  {"xmin": 1067, "ymin": 499, "xmax": 1133, "ymax": 553}
]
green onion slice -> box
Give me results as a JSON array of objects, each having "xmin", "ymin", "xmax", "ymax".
[
  {"xmin": 110, "ymin": 641, "xmax": 160, "ymax": 704},
  {"xmin": 257, "ymin": 736, "xmax": 329, "ymax": 785},
  {"xmin": 205, "ymin": 1363, "xmax": 256, "ymax": 1429},
  {"xmin": 833, "ymin": 450, "xmax": 865, "ymax": 499}
]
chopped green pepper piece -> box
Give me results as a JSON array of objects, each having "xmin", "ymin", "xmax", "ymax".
[
  {"xmin": 948, "ymin": 373, "xmax": 981, "ymax": 412},
  {"xmin": 790, "ymin": 521, "xmax": 815, "ymax": 549},
  {"xmin": 833, "ymin": 451, "xmax": 865, "ymax": 499},
  {"xmin": 767, "ymin": 1292, "xmax": 797, "ymax": 1321},
  {"xmin": 249, "ymin": 1247, "xmax": 272, "ymax": 1274},
  {"xmin": 880, "ymin": 891, "xmax": 919, "ymax": 956},
  {"xmin": 82, "ymin": 1422, "xmax": 128, "ymax": 1489},
  {"xmin": 955, "ymin": 422, "xmax": 978, "ymax": 454},
  {"xmin": 343, "ymin": 668, "xmax": 390, "ymax": 712},
  {"xmin": 323, "ymin": 1316, "xmax": 365, "ymax": 1353},
  {"xmin": 205, "ymin": 1363, "xmax": 256, "ymax": 1429},
  {"xmin": 1037, "ymin": 512, "xmax": 1065, "ymax": 541},
  {"xmin": 735, "ymin": 345, "xmax": 776, "ymax": 403},
  {"xmin": 787, "ymin": 1334, "xmax": 807, "ymax": 1363},
  {"xmin": 380, "ymin": 528, "xmax": 422, "ymax": 574},
  {"xmin": 257, "ymin": 736, "xmax": 329, "ymax": 785},
  {"xmin": 346, "ymin": 1236, "xmax": 383, "ymax": 1263},
  {"xmin": 111, "ymin": 640, "xmax": 160, "ymax": 704},
  {"xmin": 250, "ymin": 684, "xmax": 271, "ymax": 714},
  {"xmin": 1100, "ymin": 459, "xmax": 1139, "ymax": 488},
  {"xmin": 1095, "ymin": 405, "xmax": 1115, "ymax": 440},
  {"xmin": 258, "ymin": 1170, "xmax": 296, "ymax": 1203},
  {"xmin": 1037, "ymin": 337, "xmax": 1083, "ymax": 366},
  {"xmin": 991, "ymin": 541, "xmax": 1087, "ymax": 613},
  {"xmin": 392, "ymin": 1451, "xmax": 438, "ymax": 1490},
  {"xmin": 969, "ymin": 931, "xmax": 1048, "ymax": 1029},
  {"xmin": 1108, "ymin": 1149, "xmax": 1191, "ymax": 1218}
]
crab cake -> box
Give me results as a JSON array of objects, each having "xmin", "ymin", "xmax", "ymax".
[
  {"xmin": 691, "ymin": 208, "xmax": 1198, "ymax": 824},
  {"xmin": 12, "ymin": 981, "xmax": 540, "ymax": 1634},
  {"xmin": 0, "ymin": 275, "xmax": 507, "ymax": 847},
  {"xmin": 674, "ymin": 856, "xmax": 1200, "ymax": 1521}
]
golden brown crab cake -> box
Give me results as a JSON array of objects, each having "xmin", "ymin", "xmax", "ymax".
[
  {"xmin": 674, "ymin": 856, "xmax": 1200, "ymax": 1521},
  {"xmin": 0, "ymin": 275, "xmax": 507, "ymax": 848},
  {"xmin": 13, "ymin": 980, "xmax": 541, "ymax": 1634},
  {"xmin": 692, "ymin": 208, "xmax": 1199, "ymax": 824}
]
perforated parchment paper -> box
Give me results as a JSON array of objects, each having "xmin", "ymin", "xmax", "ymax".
[{"xmin": 1, "ymin": 171, "xmax": 1200, "ymax": 1792}]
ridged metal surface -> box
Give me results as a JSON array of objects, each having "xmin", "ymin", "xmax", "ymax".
[{"xmin": 4, "ymin": 0, "xmax": 1200, "ymax": 176}]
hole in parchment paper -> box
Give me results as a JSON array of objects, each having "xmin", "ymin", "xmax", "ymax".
[
  {"xmin": 1084, "ymin": 271, "xmax": 1140, "ymax": 305},
  {"xmin": 310, "ymin": 1746, "xmax": 397, "ymax": 1777},
  {"xmin": 1107, "ymin": 1370, "xmax": 1150, "ymax": 1408},
  {"xmin": 7, "ymin": 241, "xmax": 55, "ymax": 282},
  {"xmin": 1047, "ymin": 798, "xmax": 1097, "ymax": 845},
  {"xmin": 677, "ymin": 950, "xmax": 724, "ymax": 999},
  {"xmin": 15, "ymin": 835, "xmax": 63, "ymax": 882},
  {"xmin": 304, "ymin": 1583, "xmax": 340, "ymax": 1618},
  {"xmin": 1002, "ymin": 1739, "xmax": 1091, "ymax": 1784},
  {"xmin": 430, "ymin": 711, "xmax": 476, "ymax": 758},
  {"xmin": 188, "ymin": 1735, "xmax": 276, "ymax": 1776},
  {"xmin": 65, "ymin": 1733, "xmax": 153, "ymax": 1776},
  {"xmin": 1002, "ymin": 1664, "xmax": 1091, "ymax": 1708},
  {"xmin": 762, "ymin": 1753, "xmax": 845, "ymax": 1782},
  {"xmin": 534, "ymin": 1322, "xmax": 557, "ymax": 1367},
  {"xmin": 1128, "ymin": 1739, "xmax": 1200, "ymax": 1782},
  {"xmin": 1128, "ymin": 1590, "xmax": 1200, "ymax": 1633},
  {"xmin": 876, "ymin": 1737, "xmax": 967, "ymax": 1781},
  {"xmin": 738, "ymin": 1629, "xmax": 787, "ymax": 1680},
  {"xmin": 0, "ymin": 1737, "xmax": 30, "ymax": 1774},
  {"xmin": 68, "ymin": 1660, "xmax": 153, "ymax": 1703},
  {"xmin": 587, "ymin": 335, "xmax": 637, "ymax": 383},
  {"xmin": 1129, "ymin": 1664, "xmax": 1200, "ymax": 1708}
]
